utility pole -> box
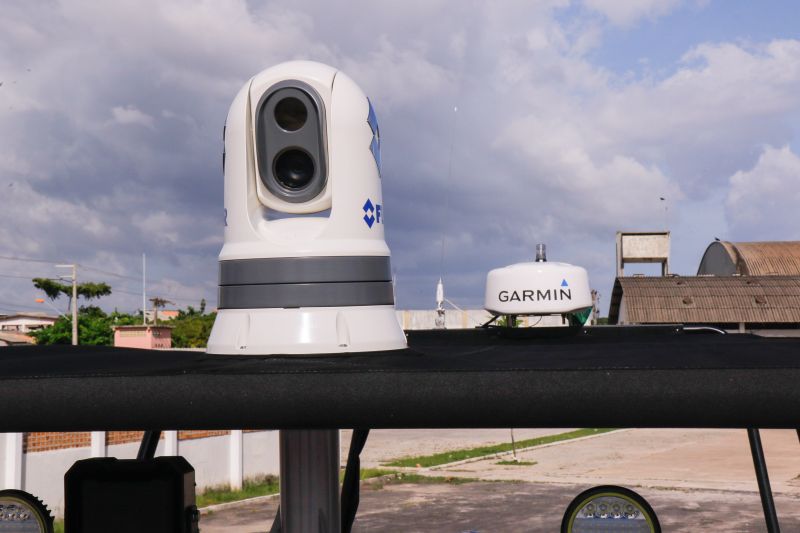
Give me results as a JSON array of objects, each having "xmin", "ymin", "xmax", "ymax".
[
  {"xmin": 142, "ymin": 253, "xmax": 147, "ymax": 325},
  {"xmin": 57, "ymin": 264, "xmax": 78, "ymax": 345}
]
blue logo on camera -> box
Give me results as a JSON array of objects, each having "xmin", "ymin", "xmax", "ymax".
[{"xmin": 363, "ymin": 199, "xmax": 382, "ymax": 228}]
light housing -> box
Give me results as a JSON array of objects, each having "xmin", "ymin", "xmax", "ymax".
[
  {"xmin": 562, "ymin": 485, "xmax": 660, "ymax": 533},
  {"xmin": 0, "ymin": 489, "xmax": 54, "ymax": 533}
]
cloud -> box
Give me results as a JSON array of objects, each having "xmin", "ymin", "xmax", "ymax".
[
  {"xmin": 0, "ymin": 0, "xmax": 798, "ymax": 314},
  {"xmin": 726, "ymin": 145, "xmax": 800, "ymax": 240},
  {"xmin": 111, "ymin": 105, "xmax": 155, "ymax": 128},
  {"xmin": 583, "ymin": 0, "xmax": 687, "ymax": 27}
]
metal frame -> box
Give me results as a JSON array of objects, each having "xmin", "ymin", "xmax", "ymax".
[{"xmin": 748, "ymin": 428, "xmax": 781, "ymax": 532}]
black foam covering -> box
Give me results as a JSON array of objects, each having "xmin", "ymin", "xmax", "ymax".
[{"xmin": 1, "ymin": 327, "xmax": 799, "ymax": 430}]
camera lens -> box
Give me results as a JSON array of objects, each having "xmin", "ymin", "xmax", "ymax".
[
  {"xmin": 274, "ymin": 149, "xmax": 315, "ymax": 190},
  {"xmin": 274, "ymin": 97, "xmax": 307, "ymax": 132}
]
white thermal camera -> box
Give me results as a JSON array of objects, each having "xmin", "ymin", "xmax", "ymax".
[{"xmin": 207, "ymin": 61, "xmax": 406, "ymax": 355}]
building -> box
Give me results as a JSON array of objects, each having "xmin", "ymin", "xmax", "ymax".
[
  {"xmin": 698, "ymin": 241, "xmax": 800, "ymax": 276},
  {"xmin": 0, "ymin": 313, "xmax": 58, "ymax": 333},
  {"xmin": 143, "ymin": 309, "xmax": 180, "ymax": 323},
  {"xmin": 609, "ymin": 276, "xmax": 800, "ymax": 330},
  {"xmin": 616, "ymin": 231, "xmax": 670, "ymax": 277},
  {"xmin": 113, "ymin": 325, "xmax": 173, "ymax": 349},
  {"xmin": 0, "ymin": 331, "xmax": 35, "ymax": 346},
  {"xmin": 610, "ymin": 239, "xmax": 800, "ymax": 333}
]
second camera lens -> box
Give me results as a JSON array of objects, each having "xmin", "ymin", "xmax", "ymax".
[
  {"xmin": 274, "ymin": 149, "xmax": 315, "ymax": 190},
  {"xmin": 274, "ymin": 97, "xmax": 307, "ymax": 132}
]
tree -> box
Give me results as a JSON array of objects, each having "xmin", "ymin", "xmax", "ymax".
[
  {"xmin": 32, "ymin": 278, "xmax": 71, "ymax": 301},
  {"xmin": 32, "ymin": 277, "xmax": 112, "ymax": 311},
  {"xmin": 149, "ymin": 297, "xmax": 174, "ymax": 325},
  {"xmin": 171, "ymin": 312, "xmax": 216, "ymax": 348}
]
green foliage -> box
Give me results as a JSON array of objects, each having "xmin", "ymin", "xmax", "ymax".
[
  {"xmin": 171, "ymin": 312, "xmax": 217, "ymax": 348},
  {"xmin": 496, "ymin": 460, "xmax": 538, "ymax": 466},
  {"xmin": 30, "ymin": 309, "xmax": 117, "ymax": 346},
  {"xmin": 31, "ymin": 298, "xmax": 215, "ymax": 348},
  {"xmin": 196, "ymin": 475, "xmax": 279, "ymax": 507},
  {"xmin": 32, "ymin": 278, "xmax": 71, "ymax": 301},
  {"xmin": 496, "ymin": 315, "xmax": 520, "ymax": 327},
  {"xmin": 32, "ymin": 278, "xmax": 111, "ymax": 305},
  {"xmin": 77, "ymin": 282, "xmax": 112, "ymax": 300}
]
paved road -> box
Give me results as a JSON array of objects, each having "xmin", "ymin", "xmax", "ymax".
[
  {"xmin": 200, "ymin": 428, "xmax": 800, "ymax": 532},
  {"xmin": 199, "ymin": 481, "xmax": 800, "ymax": 532}
]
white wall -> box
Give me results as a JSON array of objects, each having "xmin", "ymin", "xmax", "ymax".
[
  {"xmin": 243, "ymin": 431, "xmax": 280, "ymax": 479},
  {"xmin": 11, "ymin": 430, "xmax": 279, "ymax": 518}
]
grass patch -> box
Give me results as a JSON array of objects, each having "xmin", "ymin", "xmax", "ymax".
[
  {"xmin": 196, "ymin": 469, "xmax": 396, "ymax": 508},
  {"xmin": 341, "ymin": 468, "xmax": 398, "ymax": 481},
  {"xmin": 54, "ymin": 521, "xmax": 64, "ymax": 533},
  {"xmin": 196, "ymin": 475, "xmax": 280, "ymax": 507},
  {"xmin": 496, "ymin": 460, "xmax": 537, "ymax": 466},
  {"xmin": 384, "ymin": 428, "xmax": 616, "ymax": 468}
]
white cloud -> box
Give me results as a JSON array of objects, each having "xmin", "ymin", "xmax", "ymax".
[
  {"xmin": 112, "ymin": 105, "xmax": 155, "ymax": 128},
  {"xmin": 583, "ymin": 0, "xmax": 685, "ymax": 27},
  {"xmin": 726, "ymin": 145, "xmax": 800, "ymax": 240},
  {"xmin": 0, "ymin": 0, "xmax": 798, "ymax": 312}
]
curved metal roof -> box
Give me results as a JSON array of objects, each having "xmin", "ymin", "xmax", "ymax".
[{"xmin": 698, "ymin": 241, "xmax": 800, "ymax": 276}]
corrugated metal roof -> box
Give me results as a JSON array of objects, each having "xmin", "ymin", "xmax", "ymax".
[
  {"xmin": 608, "ymin": 276, "xmax": 800, "ymax": 325},
  {"xmin": 699, "ymin": 241, "xmax": 800, "ymax": 276},
  {"xmin": 732, "ymin": 241, "xmax": 800, "ymax": 275}
]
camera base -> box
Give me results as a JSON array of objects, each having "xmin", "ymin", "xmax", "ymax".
[{"xmin": 206, "ymin": 305, "xmax": 406, "ymax": 355}]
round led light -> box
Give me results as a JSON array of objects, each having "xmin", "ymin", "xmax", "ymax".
[
  {"xmin": 562, "ymin": 485, "xmax": 660, "ymax": 533},
  {"xmin": 0, "ymin": 490, "xmax": 54, "ymax": 533}
]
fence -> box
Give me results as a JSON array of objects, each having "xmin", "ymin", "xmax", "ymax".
[{"xmin": 1, "ymin": 429, "xmax": 279, "ymax": 517}]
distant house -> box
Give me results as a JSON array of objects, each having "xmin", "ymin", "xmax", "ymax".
[
  {"xmin": 113, "ymin": 325, "xmax": 173, "ymax": 349},
  {"xmin": 143, "ymin": 309, "xmax": 180, "ymax": 322},
  {"xmin": 0, "ymin": 331, "xmax": 35, "ymax": 346},
  {"xmin": 0, "ymin": 313, "xmax": 58, "ymax": 333}
]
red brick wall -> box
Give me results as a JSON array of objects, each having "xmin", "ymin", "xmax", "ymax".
[
  {"xmin": 24, "ymin": 432, "xmax": 91, "ymax": 453},
  {"xmin": 23, "ymin": 430, "xmax": 235, "ymax": 453},
  {"xmin": 178, "ymin": 430, "xmax": 230, "ymax": 441}
]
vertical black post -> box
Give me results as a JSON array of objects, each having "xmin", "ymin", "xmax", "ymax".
[
  {"xmin": 341, "ymin": 429, "xmax": 370, "ymax": 533},
  {"xmin": 137, "ymin": 430, "xmax": 162, "ymax": 460},
  {"xmin": 747, "ymin": 428, "xmax": 780, "ymax": 533}
]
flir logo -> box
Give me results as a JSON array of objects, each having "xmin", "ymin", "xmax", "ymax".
[{"xmin": 363, "ymin": 198, "xmax": 382, "ymax": 228}]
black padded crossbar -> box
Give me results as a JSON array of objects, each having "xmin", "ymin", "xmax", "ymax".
[{"xmin": 1, "ymin": 327, "xmax": 799, "ymax": 431}]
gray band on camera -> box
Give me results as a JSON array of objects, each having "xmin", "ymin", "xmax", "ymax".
[
  {"xmin": 219, "ymin": 256, "xmax": 392, "ymax": 285},
  {"xmin": 218, "ymin": 281, "xmax": 395, "ymax": 309}
]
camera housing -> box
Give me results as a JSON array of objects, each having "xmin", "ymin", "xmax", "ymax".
[{"xmin": 207, "ymin": 61, "xmax": 406, "ymax": 355}]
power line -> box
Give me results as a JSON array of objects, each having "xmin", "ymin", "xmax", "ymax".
[
  {"xmin": 0, "ymin": 255, "xmax": 62, "ymax": 265},
  {"xmin": 0, "ymin": 299, "xmax": 58, "ymax": 312},
  {"xmin": 78, "ymin": 264, "xmax": 141, "ymax": 282},
  {"xmin": 0, "ymin": 273, "xmax": 47, "ymax": 280}
]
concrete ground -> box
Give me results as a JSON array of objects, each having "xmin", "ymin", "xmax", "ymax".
[{"xmin": 200, "ymin": 428, "xmax": 800, "ymax": 532}]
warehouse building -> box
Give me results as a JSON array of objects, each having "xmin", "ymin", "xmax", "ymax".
[{"xmin": 610, "ymin": 239, "xmax": 800, "ymax": 334}]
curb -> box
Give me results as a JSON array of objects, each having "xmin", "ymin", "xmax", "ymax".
[
  {"xmin": 428, "ymin": 428, "xmax": 631, "ymax": 470},
  {"xmin": 200, "ymin": 492, "xmax": 279, "ymax": 515}
]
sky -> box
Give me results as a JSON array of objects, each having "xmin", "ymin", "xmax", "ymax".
[{"xmin": 1, "ymin": 0, "xmax": 800, "ymax": 316}]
